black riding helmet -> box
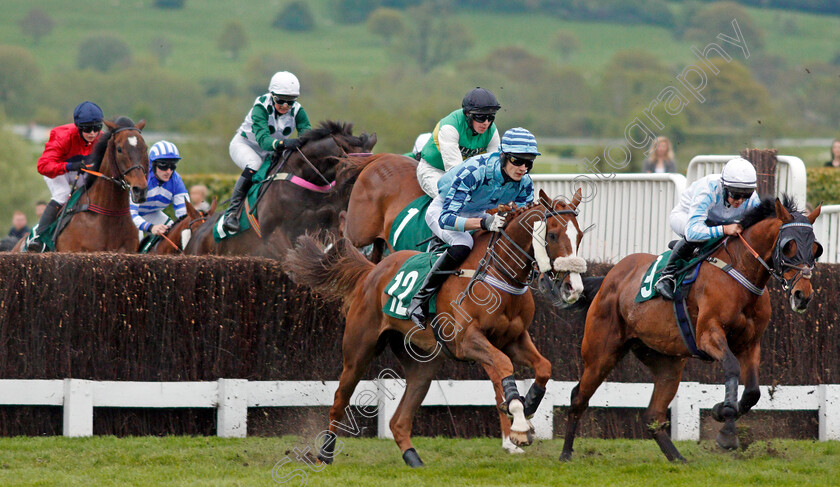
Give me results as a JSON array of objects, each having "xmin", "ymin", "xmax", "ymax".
[{"xmin": 462, "ymin": 87, "xmax": 501, "ymax": 116}]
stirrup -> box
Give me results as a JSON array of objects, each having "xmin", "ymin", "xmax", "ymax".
[
  {"xmin": 655, "ymin": 274, "xmax": 676, "ymax": 299},
  {"xmin": 26, "ymin": 238, "xmax": 46, "ymax": 253}
]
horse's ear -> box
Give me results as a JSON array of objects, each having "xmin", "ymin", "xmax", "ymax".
[
  {"xmin": 808, "ymin": 203, "xmax": 822, "ymax": 225},
  {"xmin": 185, "ymin": 200, "xmax": 199, "ymax": 219},
  {"xmin": 775, "ymin": 198, "xmax": 794, "ymax": 223},
  {"xmin": 366, "ymin": 133, "xmax": 377, "ymax": 151},
  {"xmin": 104, "ymin": 120, "xmax": 117, "ymax": 131},
  {"xmin": 538, "ymin": 189, "xmax": 550, "ymax": 207},
  {"xmin": 209, "ymin": 196, "xmax": 218, "ymax": 215},
  {"xmin": 571, "ymin": 188, "xmax": 583, "ymax": 210},
  {"xmin": 136, "ymin": 120, "xmax": 146, "ymax": 131}
]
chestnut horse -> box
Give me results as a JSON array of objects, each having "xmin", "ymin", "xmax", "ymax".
[
  {"xmin": 339, "ymin": 153, "xmax": 426, "ymax": 263},
  {"xmin": 14, "ymin": 117, "xmax": 149, "ymax": 253},
  {"xmin": 184, "ymin": 121, "xmax": 376, "ymax": 259},
  {"xmin": 284, "ymin": 189, "xmax": 587, "ymax": 467},
  {"xmin": 145, "ymin": 198, "xmax": 217, "ymax": 255},
  {"xmin": 560, "ymin": 197, "xmax": 822, "ymax": 463}
]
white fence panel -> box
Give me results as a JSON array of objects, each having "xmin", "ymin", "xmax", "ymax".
[
  {"xmin": 1, "ymin": 379, "xmax": 837, "ymax": 442},
  {"xmin": 813, "ymin": 205, "xmax": 840, "ymax": 264},
  {"xmin": 686, "ymin": 154, "xmax": 807, "ymax": 204},
  {"xmin": 532, "ymin": 173, "xmax": 686, "ymax": 263}
]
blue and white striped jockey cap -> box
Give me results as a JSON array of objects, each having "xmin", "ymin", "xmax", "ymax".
[
  {"xmin": 149, "ymin": 140, "xmax": 181, "ymax": 162},
  {"xmin": 500, "ymin": 127, "xmax": 541, "ymax": 156}
]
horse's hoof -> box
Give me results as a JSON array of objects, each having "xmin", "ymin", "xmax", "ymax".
[
  {"xmin": 509, "ymin": 428, "xmax": 533, "ymax": 447},
  {"xmin": 316, "ymin": 454, "xmax": 333, "ymax": 465},
  {"xmin": 716, "ymin": 431, "xmax": 740, "ymax": 451},
  {"xmin": 402, "ymin": 448, "xmax": 424, "ymax": 468},
  {"xmin": 502, "ymin": 436, "xmax": 525, "ymax": 454},
  {"xmin": 558, "ymin": 451, "xmax": 573, "ymax": 462}
]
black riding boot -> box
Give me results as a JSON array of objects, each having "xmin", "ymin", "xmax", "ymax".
[
  {"xmin": 654, "ymin": 238, "xmax": 698, "ymax": 300},
  {"xmin": 27, "ymin": 200, "xmax": 61, "ymax": 252},
  {"xmin": 408, "ymin": 245, "xmax": 469, "ymax": 329},
  {"xmin": 222, "ymin": 168, "xmax": 256, "ymax": 234}
]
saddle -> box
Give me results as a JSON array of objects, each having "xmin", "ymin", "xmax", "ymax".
[{"xmin": 22, "ymin": 187, "xmax": 88, "ymax": 253}]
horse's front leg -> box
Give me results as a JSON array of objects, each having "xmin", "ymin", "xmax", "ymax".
[
  {"xmin": 697, "ymin": 321, "xmax": 741, "ymax": 450},
  {"xmin": 736, "ymin": 343, "xmax": 762, "ymax": 416},
  {"xmin": 458, "ymin": 326, "xmax": 532, "ymax": 448}
]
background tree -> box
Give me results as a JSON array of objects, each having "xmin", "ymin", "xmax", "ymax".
[
  {"xmin": 154, "ymin": 0, "xmax": 186, "ymax": 8},
  {"xmin": 19, "ymin": 8, "xmax": 54, "ymax": 45},
  {"xmin": 217, "ymin": 21, "xmax": 248, "ymax": 60},
  {"xmin": 273, "ymin": 1, "xmax": 316, "ymax": 32},
  {"xmin": 336, "ymin": 0, "xmax": 380, "ymax": 24},
  {"xmin": 553, "ymin": 30, "xmax": 580, "ymax": 61},
  {"xmin": 0, "ymin": 45, "xmax": 41, "ymax": 118},
  {"xmin": 394, "ymin": 2, "xmax": 473, "ymax": 73},
  {"xmin": 683, "ymin": 2, "xmax": 764, "ymax": 51},
  {"xmin": 77, "ymin": 34, "xmax": 133, "ymax": 72},
  {"xmin": 367, "ymin": 8, "xmax": 403, "ymax": 42}
]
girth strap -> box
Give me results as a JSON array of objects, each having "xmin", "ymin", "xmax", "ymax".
[{"xmin": 706, "ymin": 257, "xmax": 765, "ymax": 295}]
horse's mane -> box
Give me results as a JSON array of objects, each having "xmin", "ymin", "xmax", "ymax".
[
  {"xmin": 333, "ymin": 153, "xmax": 391, "ymax": 202},
  {"xmin": 739, "ymin": 194, "xmax": 799, "ymax": 230},
  {"xmin": 84, "ymin": 116, "xmax": 137, "ymax": 191}
]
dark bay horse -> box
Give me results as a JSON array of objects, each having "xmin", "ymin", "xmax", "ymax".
[
  {"xmin": 146, "ymin": 198, "xmax": 217, "ymax": 255},
  {"xmin": 284, "ymin": 190, "xmax": 587, "ymax": 467},
  {"xmin": 14, "ymin": 117, "xmax": 149, "ymax": 253},
  {"xmin": 184, "ymin": 121, "xmax": 376, "ymax": 259},
  {"xmin": 339, "ymin": 153, "xmax": 426, "ymax": 263},
  {"xmin": 560, "ymin": 197, "xmax": 822, "ymax": 463}
]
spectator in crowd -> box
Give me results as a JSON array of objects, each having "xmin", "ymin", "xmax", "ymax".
[
  {"xmin": 189, "ymin": 184, "xmax": 211, "ymax": 213},
  {"xmin": 643, "ymin": 136, "xmax": 677, "ymax": 173},
  {"xmin": 824, "ymin": 139, "xmax": 840, "ymax": 168},
  {"xmin": 8, "ymin": 211, "xmax": 30, "ymax": 240},
  {"xmin": 35, "ymin": 201, "xmax": 47, "ymax": 218}
]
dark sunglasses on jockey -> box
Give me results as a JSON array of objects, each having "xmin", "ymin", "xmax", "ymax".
[
  {"xmin": 154, "ymin": 160, "xmax": 178, "ymax": 171},
  {"xmin": 728, "ymin": 188, "xmax": 753, "ymax": 201},
  {"xmin": 506, "ymin": 154, "xmax": 535, "ymax": 171},
  {"xmin": 78, "ymin": 122, "xmax": 103, "ymax": 133},
  {"xmin": 271, "ymin": 93, "xmax": 297, "ymax": 106},
  {"xmin": 471, "ymin": 113, "xmax": 495, "ymax": 123}
]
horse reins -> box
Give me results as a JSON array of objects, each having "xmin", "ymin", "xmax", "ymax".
[
  {"xmin": 81, "ymin": 125, "xmax": 147, "ymax": 192},
  {"xmin": 734, "ymin": 229, "xmax": 812, "ymax": 292}
]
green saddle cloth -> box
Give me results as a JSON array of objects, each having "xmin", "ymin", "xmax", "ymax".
[
  {"xmin": 635, "ymin": 238, "xmax": 723, "ymax": 303},
  {"xmin": 22, "ymin": 188, "xmax": 86, "ymax": 253},
  {"xmin": 388, "ymin": 195, "xmax": 434, "ymax": 253},
  {"xmin": 383, "ymin": 251, "xmax": 442, "ymax": 319},
  {"xmin": 213, "ymin": 157, "xmax": 274, "ymax": 242}
]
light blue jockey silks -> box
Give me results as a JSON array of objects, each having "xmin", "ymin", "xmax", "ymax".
[
  {"xmin": 436, "ymin": 151, "xmax": 534, "ymax": 232},
  {"xmin": 676, "ymin": 174, "xmax": 761, "ymax": 242},
  {"xmin": 500, "ymin": 127, "xmax": 541, "ymax": 155}
]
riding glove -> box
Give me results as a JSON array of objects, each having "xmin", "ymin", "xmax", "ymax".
[
  {"xmin": 283, "ymin": 138, "xmax": 302, "ymax": 151},
  {"xmin": 481, "ymin": 213, "xmax": 506, "ymax": 232},
  {"xmin": 66, "ymin": 159, "xmax": 87, "ymax": 172}
]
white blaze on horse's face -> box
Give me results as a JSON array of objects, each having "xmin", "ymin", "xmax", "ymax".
[
  {"xmin": 181, "ymin": 229, "xmax": 192, "ymax": 249},
  {"xmin": 534, "ymin": 216, "xmax": 587, "ymax": 304},
  {"xmin": 127, "ymin": 136, "xmax": 138, "ymax": 147}
]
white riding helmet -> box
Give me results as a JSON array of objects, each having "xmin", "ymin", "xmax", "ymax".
[
  {"xmin": 720, "ymin": 157, "xmax": 757, "ymax": 190},
  {"xmin": 268, "ymin": 71, "xmax": 300, "ymax": 97}
]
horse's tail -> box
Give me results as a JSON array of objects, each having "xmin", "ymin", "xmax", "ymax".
[{"xmin": 284, "ymin": 235, "xmax": 374, "ymax": 306}]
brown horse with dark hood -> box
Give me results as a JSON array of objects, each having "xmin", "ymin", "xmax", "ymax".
[
  {"xmin": 560, "ymin": 196, "xmax": 822, "ymax": 462},
  {"xmin": 14, "ymin": 117, "xmax": 149, "ymax": 253},
  {"xmin": 184, "ymin": 121, "xmax": 375, "ymax": 259},
  {"xmin": 285, "ymin": 189, "xmax": 587, "ymax": 467}
]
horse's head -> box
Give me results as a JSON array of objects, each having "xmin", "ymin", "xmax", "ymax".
[
  {"xmin": 535, "ymin": 188, "xmax": 587, "ymax": 304},
  {"xmin": 772, "ymin": 199, "xmax": 822, "ymax": 313},
  {"xmin": 293, "ymin": 121, "xmax": 377, "ymax": 181},
  {"xmin": 103, "ymin": 118, "xmax": 149, "ymax": 203}
]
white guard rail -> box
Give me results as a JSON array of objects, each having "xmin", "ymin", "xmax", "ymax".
[
  {"xmin": 813, "ymin": 205, "xmax": 840, "ymax": 264},
  {"xmin": 532, "ymin": 173, "xmax": 686, "ymax": 263},
  {"xmin": 686, "ymin": 154, "xmax": 808, "ymax": 204},
  {"xmin": 3, "ymin": 379, "xmax": 838, "ymax": 442}
]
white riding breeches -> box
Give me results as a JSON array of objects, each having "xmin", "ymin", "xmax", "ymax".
[
  {"xmin": 229, "ymin": 135, "xmax": 267, "ymax": 171},
  {"xmin": 45, "ymin": 172, "xmax": 85, "ymax": 205},
  {"xmin": 425, "ymin": 195, "xmax": 480, "ymax": 248},
  {"xmin": 416, "ymin": 159, "xmax": 444, "ymax": 199}
]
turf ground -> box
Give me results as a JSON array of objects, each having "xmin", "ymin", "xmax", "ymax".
[{"xmin": 1, "ymin": 436, "xmax": 837, "ymax": 486}]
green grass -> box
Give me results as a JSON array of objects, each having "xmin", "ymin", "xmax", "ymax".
[{"xmin": 0, "ymin": 436, "xmax": 837, "ymax": 486}]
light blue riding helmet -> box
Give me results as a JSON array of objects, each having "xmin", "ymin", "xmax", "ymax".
[
  {"xmin": 149, "ymin": 140, "xmax": 181, "ymax": 163},
  {"xmin": 500, "ymin": 127, "xmax": 541, "ymax": 156}
]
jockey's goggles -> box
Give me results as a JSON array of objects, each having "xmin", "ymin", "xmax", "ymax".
[
  {"xmin": 78, "ymin": 122, "xmax": 103, "ymax": 133},
  {"xmin": 154, "ymin": 160, "xmax": 178, "ymax": 171},
  {"xmin": 727, "ymin": 189, "xmax": 753, "ymax": 201},
  {"xmin": 471, "ymin": 113, "xmax": 495, "ymax": 123},
  {"xmin": 507, "ymin": 154, "xmax": 535, "ymax": 171},
  {"xmin": 271, "ymin": 94, "xmax": 297, "ymax": 106}
]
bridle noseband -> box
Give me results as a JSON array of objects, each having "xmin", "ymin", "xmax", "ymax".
[
  {"xmin": 735, "ymin": 218, "xmax": 819, "ymax": 294},
  {"xmin": 84, "ymin": 126, "xmax": 147, "ymax": 191}
]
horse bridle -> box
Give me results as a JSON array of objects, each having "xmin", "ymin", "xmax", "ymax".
[
  {"xmin": 83, "ymin": 126, "xmax": 147, "ymax": 190},
  {"xmin": 734, "ymin": 218, "xmax": 820, "ymax": 294}
]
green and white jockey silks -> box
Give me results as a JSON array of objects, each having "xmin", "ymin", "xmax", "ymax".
[
  {"xmin": 420, "ymin": 109, "xmax": 498, "ymax": 171},
  {"xmin": 235, "ymin": 94, "xmax": 311, "ymax": 161},
  {"xmin": 383, "ymin": 251, "xmax": 443, "ymax": 319}
]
